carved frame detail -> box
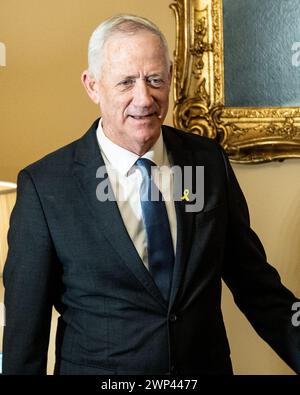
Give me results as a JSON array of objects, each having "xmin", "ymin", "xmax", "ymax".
[{"xmin": 170, "ymin": 0, "xmax": 300, "ymax": 163}]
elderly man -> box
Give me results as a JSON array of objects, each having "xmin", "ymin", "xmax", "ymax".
[{"xmin": 2, "ymin": 14, "xmax": 300, "ymax": 375}]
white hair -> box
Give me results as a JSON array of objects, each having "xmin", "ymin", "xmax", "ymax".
[{"xmin": 87, "ymin": 14, "xmax": 171, "ymax": 80}]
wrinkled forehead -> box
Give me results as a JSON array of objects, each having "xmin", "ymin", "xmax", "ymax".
[
  {"xmin": 104, "ymin": 30, "xmax": 165, "ymax": 59},
  {"xmin": 95, "ymin": 29, "xmax": 171, "ymax": 83}
]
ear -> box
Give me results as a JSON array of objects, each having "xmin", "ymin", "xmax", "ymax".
[{"xmin": 81, "ymin": 70, "xmax": 100, "ymax": 104}]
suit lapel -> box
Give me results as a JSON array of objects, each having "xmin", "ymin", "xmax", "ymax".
[
  {"xmin": 72, "ymin": 120, "xmax": 167, "ymax": 310},
  {"xmin": 162, "ymin": 126, "xmax": 196, "ymax": 310}
]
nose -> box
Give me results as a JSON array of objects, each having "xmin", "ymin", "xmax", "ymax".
[{"xmin": 132, "ymin": 79, "xmax": 154, "ymax": 108}]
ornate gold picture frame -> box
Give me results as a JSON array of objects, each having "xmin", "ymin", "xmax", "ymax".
[{"xmin": 170, "ymin": 0, "xmax": 300, "ymax": 163}]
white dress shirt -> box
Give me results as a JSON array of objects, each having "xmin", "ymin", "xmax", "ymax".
[{"xmin": 96, "ymin": 119, "xmax": 177, "ymax": 270}]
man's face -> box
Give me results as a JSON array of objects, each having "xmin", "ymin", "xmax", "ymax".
[{"xmin": 94, "ymin": 31, "xmax": 171, "ymax": 155}]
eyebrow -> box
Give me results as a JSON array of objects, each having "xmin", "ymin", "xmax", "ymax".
[
  {"xmin": 118, "ymin": 73, "xmax": 164, "ymax": 80},
  {"xmin": 118, "ymin": 74, "xmax": 139, "ymax": 80}
]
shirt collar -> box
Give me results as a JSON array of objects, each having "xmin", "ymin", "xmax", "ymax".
[{"xmin": 96, "ymin": 119, "xmax": 166, "ymax": 176}]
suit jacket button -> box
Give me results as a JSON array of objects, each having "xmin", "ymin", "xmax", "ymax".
[{"xmin": 169, "ymin": 314, "xmax": 178, "ymax": 322}]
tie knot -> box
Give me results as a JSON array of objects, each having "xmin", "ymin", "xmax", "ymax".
[{"xmin": 135, "ymin": 158, "xmax": 156, "ymax": 178}]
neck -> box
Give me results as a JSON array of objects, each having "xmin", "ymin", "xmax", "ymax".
[{"xmin": 102, "ymin": 129, "xmax": 161, "ymax": 156}]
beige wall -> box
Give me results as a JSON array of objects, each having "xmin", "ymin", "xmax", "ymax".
[
  {"xmin": 224, "ymin": 160, "xmax": 300, "ymax": 375},
  {"xmin": 1, "ymin": 0, "xmax": 299, "ymax": 375}
]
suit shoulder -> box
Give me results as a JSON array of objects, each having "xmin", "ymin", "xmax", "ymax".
[
  {"xmin": 23, "ymin": 138, "xmax": 80, "ymax": 179},
  {"xmin": 21, "ymin": 118, "xmax": 99, "ymax": 180},
  {"xmin": 163, "ymin": 125, "xmax": 225, "ymax": 154}
]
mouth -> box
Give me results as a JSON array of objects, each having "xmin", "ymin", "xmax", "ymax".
[{"xmin": 128, "ymin": 113, "xmax": 159, "ymax": 120}]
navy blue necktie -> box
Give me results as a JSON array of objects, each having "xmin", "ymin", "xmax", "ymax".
[{"xmin": 136, "ymin": 158, "xmax": 174, "ymax": 301}]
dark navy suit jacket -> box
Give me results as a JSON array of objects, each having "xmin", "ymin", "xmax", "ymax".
[{"xmin": 2, "ymin": 120, "xmax": 300, "ymax": 374}]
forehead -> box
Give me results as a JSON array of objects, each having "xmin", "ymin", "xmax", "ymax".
[{"xmin": 102, "ymin": 31, "xmax": 168, "ymax": 71}]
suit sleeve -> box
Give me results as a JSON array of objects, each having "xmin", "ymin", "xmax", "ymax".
[
  {"xmin": 2, "ymin": 170, "xmax": 60, "ymax": 375},
  {"xmin": 220, "ymin": 150, "xmax": 300, "ymax": 374}
]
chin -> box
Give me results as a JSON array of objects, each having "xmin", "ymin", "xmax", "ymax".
[{"xmin": 135, "ymin": 128, "xmax": 160, "ymax": 143}]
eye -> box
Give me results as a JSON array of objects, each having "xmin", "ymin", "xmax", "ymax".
[
  {"xmin": 117, "ymin": 78, "xmax": 135, "ymax": 90},
  {"xmin": 147, "ymin": 76, "xmax": 164, "ymax": 88}
]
